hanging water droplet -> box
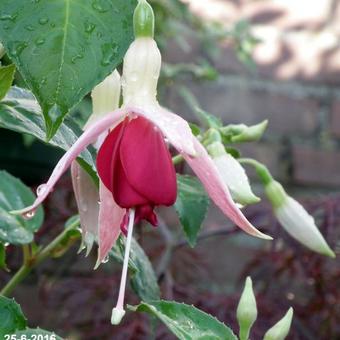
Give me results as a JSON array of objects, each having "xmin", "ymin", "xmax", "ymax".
[
  {"xmin": 101, "ymin": 255, "xmax": 109, "ymax": 263},
  {"xmin": 36, "ymin": 183, "xmax": 47, "ymax": 196},
  {"xmin": 22, "ymin": 210, "xmax": 36, "ymax": 220},
  {"xmin": 39, "ymin": 17, "xmax": 49, "ymax": 25}
]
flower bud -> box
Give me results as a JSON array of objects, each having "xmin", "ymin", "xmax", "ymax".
[
  {"xmin": 220, "ymin": 120, "xmax": 268, "ymax": 143},
  {"xmin": 265, "ymin": 180, "xmax": 335, "ymax": 258},
  {"xmin": 263, "ymin": 307, "xmax": 293, "ymax": 340},
  {"xmin": 122, "ymin": 37, "xmax": 161, "ymax": 107},
  {"xmin": 207, "ymin": 141, "xmax": 260, "ymax": 205},
  {"xmin": 0, "ymin": 43, "xmax": 5, "ymax": 59},
  {"xmin": 133, "ymin": 0, "xmax": 154, "ymax": 38},
  {"xmin": 237, "ymin": 277, "xmax": 258, "ymax": 340}
]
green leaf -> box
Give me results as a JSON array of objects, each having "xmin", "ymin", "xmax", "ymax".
[
  {"xmin": 0, "ymin": 0, "xmax": 136, "ymax": 138},
  {"xmin": 129, "ymin": 300, "xmax": 237, "ymax": 340},
  {"xmin": 110, "ymin": 236, "xmax": 160, "ymax": 301},
  {"xmin": 0, "ymin": 87, "xmax": 98, "ymax": 183},
  {"xmin": 0, "ymin": 171, "xmax": 44, "ymax": 244},
  {"xmin": 0, "ymin": 242, "xmax": 9, "ymax": 271},
  {"xmin": 0, "ymin": 296, "xmax": 27, "ymax": 338},
  {"xmin": 175, "ymin": 175, "xmax": 210, "ymax": 247},
  {"xmin": 15, "ymin": 328, "xmax": 63, "ymax": 340},
  {"xmin": 0, "ymin": 64, "xmax": 15, "ymax": 100}
]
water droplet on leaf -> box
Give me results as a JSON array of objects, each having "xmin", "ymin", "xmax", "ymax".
[{"xmin": 39, "ymin": 17, "xmax": 49, "ymax": 25}]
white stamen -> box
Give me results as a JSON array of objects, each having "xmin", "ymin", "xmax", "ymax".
[{"xmin": 111, "ymin": 208, "xmax": 135, "ymax": 325}]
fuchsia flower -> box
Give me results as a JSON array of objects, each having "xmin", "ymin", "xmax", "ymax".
[
  {"xmin": 13, "ymin": 0, "xmax": 271, "ymax": 325},
  {"xmin": 97, "ymin": 115, "xmax": 177, "ymax": 228}
]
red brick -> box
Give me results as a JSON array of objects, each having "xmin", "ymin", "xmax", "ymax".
[
  {"xmin": 330, "ymin": 100, "xmax": 340, "ymax": 138},
  {"xmin": 167, "ymin": 81, "xmax": 319, "ymax": 136},
  {"xmin": 292, "ymin": 146, "xmax": 340, "ymax": 186}
]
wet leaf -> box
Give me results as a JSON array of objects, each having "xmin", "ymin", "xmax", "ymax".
[
  {"xmin": 0, "ymin": 87, "xmax": 98, "ymax": 183},
  {"xmin": 0, "ymin": 0, "xmax": 136, "ymax": 138},
  {"xmin": 0, "ymin": 171, "xmax": 44, "ymax": 244},
  {"xmin": 129, "ymin": 300, "xmax": 237, "ymax": 340},
  {"xmin": 0, "ymin": 296, "xmax": 27, "ymax": 338}
]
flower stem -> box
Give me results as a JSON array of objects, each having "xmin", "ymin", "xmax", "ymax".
[
  {"xmin": 238, "ymin": 158, "xmax": 273, "ymax": 185},
  {"xmin": 0, "ymin": 218, "xmax": 80, "ymax": 297}
]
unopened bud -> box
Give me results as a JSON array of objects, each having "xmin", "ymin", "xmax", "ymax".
[
  {"xmin": 237, "ymin": 277, "xmax": 258, "ymax": 340},
  {"xmin": 263, "ymin": 307, "xmax": 293, "ymax": 340},
  {"xmin": 207, "ymin": 142, "xmax": 260, "ymax": 205},
  {"xmin": 133, "ymin": 0, "xmax": 154, "ymax": 38},
  {"xmin": 220, "ymin": 120, "xmax": 268, "ymax": 143},
  {"xmin": 265, "ymin": 181, "xmax": 335, "ymax": 258}
]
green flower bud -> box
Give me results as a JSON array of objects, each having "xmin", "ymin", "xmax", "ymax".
[
  {"xmin": 207, "ymin": 142, "xmax": 260, "ymax": 205},
  {"xmin": 220, "ymin": 120, "xmax": 268, "ymax": 143},
  {"xmin": 263, "ymin": 308, "xmax": 293, "ymax": 340},
  {"xmin": 237, "ymin": 277, "xmax": 258, "ymax": 340},
  {"xmin": 133, "ymin": 0, "xmax": 154, "ymax": 38},
  {"xmin": 265, "ymin": 180, "xmax": 335, "ymax": 258}
]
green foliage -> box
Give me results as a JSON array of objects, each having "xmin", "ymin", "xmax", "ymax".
[
  {"xmin": 0, "ymin": 296, "xmax": 27, "ymax": 338},
  {"xmin": 0, "ymin": 0, "xmax": 136, "ymax": 138},
  {"xmin": 0, "ymin": 87, "xmax": 98, "ymax": 183},
  {"xmin": 0, "ymin": 242, "xmax": 9, "ymax": 271},
  {"xmin": 0, "ymin": 171, "xmax": 43, "ymax": 245},
  {"xmin": 175, "ymin": 175, "xmax": 210, "ymax": 247},
  {"xmin": 130, "ymin": 300, "xmax": 237, "ymax": 340},
  {"xmin": 111, "ymin": 236, "xmax": 160, "ymax": 302},
  {"xmin": 0, "ymin": 64, "xmax": 15, "ymax": 100}
]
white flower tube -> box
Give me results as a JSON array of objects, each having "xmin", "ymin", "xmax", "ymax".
[
  {"xmin": 266, "ymin": 181, "xmax": 335, "ymax": 258},
  {"xmin": 122, "ymin": 37, "xmax": 161, "ymax": 108},
  {"xmin": 207, "ymin": 141, "xmax": 260, "ymax": 206}
]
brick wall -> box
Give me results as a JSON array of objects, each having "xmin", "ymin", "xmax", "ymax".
[{"xmin": 164, "ymin": 0, "xmax": 340, "ymax": 189}]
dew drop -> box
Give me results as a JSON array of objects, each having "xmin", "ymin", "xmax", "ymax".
[
  {"xmin": 71, "ymin": 52, "xmax": 84, "ymax": 64},
  {"xmin": 35, "ymin": 38, "xmax": 45, "ymax": 46},
  {"xmin": 11, "ymin": 41, "xmax": 28, "ymax": 56},
  {"xmin": 101, "ymin": 43, "xmax": 118, "ymax": 66},
  {"xmin": 102, "ymin": 255, "xmax": 109, "ymax": 263},
  {"xmin": 25, "ymin": 24, "xmax": 35, "ymax": 31},
  {"xmin": 92, "ymin": 0, "xmax": 112, "ymax": 13},
  {"xmin": 23, "ymin": 210, "xmax": 36, "ymax": 220},
  {"xmin": 84, "ymin": 20, "xmax": 96, "ymax": 34},
  {"xmin": 0, "ymin": 13, "xmax": 18, "ymax": 22},
  {"xmin": 36, "ymin": 183, "xmax": 47, "ymax": 196},
  {"xmin": 39, "ymin": 17, "xmax": 49, "ymax": 25}
]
